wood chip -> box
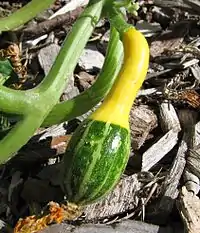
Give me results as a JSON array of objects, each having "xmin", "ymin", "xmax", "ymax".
[
  {"xmin": 136, "ymin": 20, "xmax": 162, "ymax": 37},
  {"xmin": 150, "ymin": 21, "xmax": 189, "ymax": 58},
  {"xmin": 187, "ymin": 150, "xmax": 200, "ymax": 179},
  {"xmin": 26, "ymin": 0, "xmax": 89, "ymax": 46},
  {"xmin": 153, "ymin": 0, "xmax": 197, "ymax": 11},
  {"xmin": 137, "ymin": 88, "xmax": 158, "ymax": 97},
  {"xmin": 182, "ymin": 114, "xmax": 200, "ymax": 194},
  {"xmin": 184, "ymin": 169, "xmax": 200, "ymax": 195},
  {"xmin": 22, "ymin": 7, "xmax": 83, "ymax": 40},
  {"xmin": 153, "ymin": 138, "xmax": 186, "ymax": 222},
  {"xmin": 142, "ymin": 129, "xmax": 180, "ymax": 171},
  {"xmin": 150, "ymin": 109, "xmax": 197, "ymax": 223},
  {"xmin": 130, "ymin": 105, "xmax": 158, "ymax": 150},
  {"xmin": 190, "ymin": 64, "xmax": 200, "ymax": 82},
  {"xmin": 51, "ymin": 135, "xmax": 72, "ymax": 155},
  {"xmin": 83, "ymin": 174, "xmax": 141, "ymax": 220},
  {"xmin": 178, "ymin": 186, "xmax": 200, "ymax": 233},
  {"xmin": 39, "ymin": 219, "xmax": 183, "ymax": 233},
  {"xmin": 0, "ymin": 219, "xmax": 12, "ymax": 233},
  {"xmin": 194, "ymin": 121, "xmax": 200, "ymax": 146},
  {"xmin": 159, "ymin": 102, "xmax": 181, "ymax": 132},
  {"xmin": 179, "ymin": 112, "xmax": 200, "ymax": 180},
  {"xmin": 50, "ymin": 0, "xmax": 89, "ymax": 19},
  {"xmin": 181, "ymin": 58, "xmax": 199, "ymax": 69}
]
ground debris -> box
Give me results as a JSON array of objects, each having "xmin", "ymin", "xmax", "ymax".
[
  {"xmin": 150, "ymin": 21, "xmax": 189, "ymax": 58},
  {"xmin": 142, "ymin": 129, "xmax": 180, "ymax": 172},
  {"xmin": 130, "ymin": 105, "xmax": 158, "ymax": 150},
  {"xmin": 14, "ymin": 202, "xmax": 81, "ymax": 233},
  {"xmin": 38, "ymin": 220, "xmax": 183, "ymax": 233},
  {"xmin": 178, "ymin": 186, "xmax": 200, "ymax": 233},
  {"xmin": 21, "ymin": 7, "xmax": 84, "ymax": 40},
  {"xmin": 83, "ymin": 174, "xmax": 142, "ymax": 221}
]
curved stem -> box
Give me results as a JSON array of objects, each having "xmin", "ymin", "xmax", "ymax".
[
  {"xmin": 29, "ymin": 0, "xmax": 106, "ymax": 118},
  {"xmin": 35, "ymin": 0, "xmax": 105, "ymax": 96},
  {"xmin": 0, "ymin": 0, "xmax": 106, "ymax": 163},
  {"xmin": 105, "ymin": 2, "xmax": 132, "ymax": 35},
  {"xmin": 0, "ymin": 86, "xmax": 30, "ymax": 115},
  {"xmin": 0, "ymin": 0, "xmax": 55, "ymax": 32},
  {"xmin": 0, "ymin": 114, "xmax": 43, "ymax": 164},
  {"xmin": 42, "ymin": 26, "xmax": 123, "ymax": 126},
  {"xmin": 0, "ymin": 0, "xmax": 105, "ymax": 116}
]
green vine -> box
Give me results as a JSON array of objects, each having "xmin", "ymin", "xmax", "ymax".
[
  {"xmin": 0, "ymin": 0, "xmax": 55, "ymax": 32},
  {"xmin": 0, "ymin": 0, "xmax": 142, "ymax": 163}
]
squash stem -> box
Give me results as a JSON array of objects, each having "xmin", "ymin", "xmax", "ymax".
[
  {"xmin": 0, "ymin": 0, "xmax": 55, "ymax": 32},
  {"xmin": 104, "ymin": 2, "xmax": 131, "ymax": 35},
  {"xmin": 42, "ymin": 26, "xmax": 123, "ymax": 126},
  {"xmin": 34, "ymin": 0, "xmax": 105, "ymax": 98},
  {"xmin": 0, "ymin": 0, "xmax": 106, "ymax": 163}
]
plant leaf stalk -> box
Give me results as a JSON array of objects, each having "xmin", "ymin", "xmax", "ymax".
[
  {"xmin": 42, "ymin": 26, "xmax": 123, "ymax": 126},
  {"xmin": 0, "ymin": 0, "xmax": 106, "ymax": 163},
  {"xmin": 0, "ymin": 0, "xmax": 55, "ymax": 32}
]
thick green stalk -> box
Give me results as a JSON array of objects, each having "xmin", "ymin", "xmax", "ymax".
[
  {"xmin": 0, "ymin": 0, "xmax": 106, "ymax": 115},
  {"xmin": 0, "ymin": 86, "xmax": 28, "ymax": 114},
  {"xmin": 42, "ymin": 26, "xmax": 123, "ymax": 126},
  {"xmin": 0, "ymin": 115, "xmax": 43, "ymax": 163},
  {"xmin": 105, "ymin": 3, "xmax": 131, "ymax": 35},
  {"xmin": 0, "ymin": 0, "xmax": 55, "ymax": 32},
  {"xmin": 35, "ymin": 0, "xmax": 105, "ymax": 95},
  {"xmin": 0, "ymin": 0, "xmax": 105, "ymax": 163}
]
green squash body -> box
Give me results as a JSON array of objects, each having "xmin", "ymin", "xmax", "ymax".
[
  {"xmin": 62, "ymin": 119, "xmax": 130, "ymax": 205},
  {"xmin": 61, "ymin": 27, "xmax": 149, "ymax": 206}
]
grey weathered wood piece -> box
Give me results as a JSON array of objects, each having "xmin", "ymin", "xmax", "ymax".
[
  {"xmin": 129, "ymin": 105, "xmax": 158, "ymax": 150},
  {"xmin": 0, "ymin": 219, "xmax": 12, "ymax": 233},
  {"xmin": 183, "ymin": 170, "xmax": 200, "ymax": 195},
  {"xmin": 83, "ymin": 174, "xmax": 142, "ymax": 220},
  {"xmin": 183, "ymin": 117, "xmax": 200, "ymax": 194},
  {"xmin": 39, "ymin": 220, "xmax": 184, "ymax": 233},
  {"xmin": 153, "ymin": 137, "xmax": 186, "ymax": 222},
  {"xmin": 142, "ymin": 129, "xmax": 180, "ymax": 171},
  {"xmin": 159, "ymin": 102, "xmax": 181, "ymax": 132},
  {"xmin": 190, "ymin": 64, "xmax": 200, "ymax": 82},
  {"xmin": 178, "ymin": 186, "xmax": 200, "ymax": 233},
  {"xmin": 141, "ymin": 96, "xmax": 181, "ymax": 172},
  {"xmin": 187, "ymin": 150, "xmax": 200, "ymax": 179},
  {"xmin": 151, "ymin": 110, "xmax": 197, "ymax": 223},
  {"xmin": 137, "ymin": 88, "xmax": 158, "ymax": 97},
  {"xmin": 153, "ymin": 0, "xmax": 200, "ymax": 12}
]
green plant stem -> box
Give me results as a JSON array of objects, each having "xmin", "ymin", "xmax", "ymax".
[
  {"xmin": 42, "ymin": 26, "xmax": 123, "ymax": 126},
  {"xmin": 0, "ymin": 86, "xmax": 27, "ymax": 114},
  {"xmin": 36, "ymin": 0, "xmax": 104, "ymax": 95},
  {"xmin": 0, "ymin": 0, "xmax": 55, "ymax": 32},
  {"xmin": 0, "ymin": 115, "xmax": 43, "ymax": 163},
  {"xmin": 0, "ymin": 0, "xmax": 106, "ymax": 115},
  {"xmin": 105, "ymin": 1, "xmax": 131, "ymax": 35},
  {"xmin": 0, "ymin": 0, "xmax": 105, "ymax": 163}
]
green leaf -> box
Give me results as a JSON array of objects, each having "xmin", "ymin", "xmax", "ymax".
[{"xmin": 0, "ymin": 59, "xmax": 14, "ymax": 85}]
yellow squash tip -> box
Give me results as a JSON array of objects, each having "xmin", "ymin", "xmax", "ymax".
[{"xmin": 90, "ymin": 27, "xmax": 149, "ymax": 129}]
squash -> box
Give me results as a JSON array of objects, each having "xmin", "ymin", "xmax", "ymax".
[{"xmin": 61, "ymin": 27, "xmax": 149, "ymax": 206}]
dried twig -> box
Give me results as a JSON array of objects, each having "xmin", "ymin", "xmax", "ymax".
[{"xmin": 21, "ymin": 7, "xmax": 84, "ymax": 40}]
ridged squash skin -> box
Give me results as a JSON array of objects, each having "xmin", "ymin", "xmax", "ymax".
[
  {"xmin": 62, "ymin": 119, "xmax": 130, "ymax": 205},
  {"xmin": 61, "ymin": 27, "xmax": 149, "ymax": 206}
]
